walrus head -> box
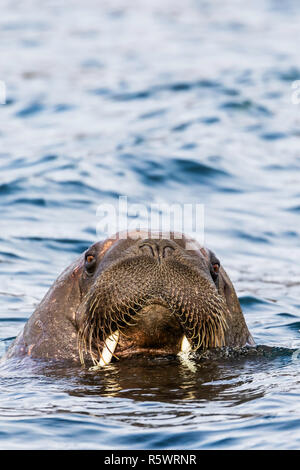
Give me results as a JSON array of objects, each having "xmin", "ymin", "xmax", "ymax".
[
  {"xmin": 75, "ymin": 231, "xmax": 254, "ymax": 367},
  {"xmin": 6, "ymin": 230, "xmax": 254, "ymax": 367}
]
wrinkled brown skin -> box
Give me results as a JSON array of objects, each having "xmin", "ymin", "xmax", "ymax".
[{"xmin": 5, "ymin": 231, "xmax": 254, "ymax": 365}]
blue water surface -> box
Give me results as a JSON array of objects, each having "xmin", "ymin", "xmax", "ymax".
[{"xmin": 0, "ymin": 0, "xmax": 300, "ymax": 450}]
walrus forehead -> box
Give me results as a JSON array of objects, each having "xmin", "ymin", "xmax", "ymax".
[
  {"xmin": 199, "ymin": 247, "xmax": 210, "ymax": 261},
  {"xmin": 113, "ymin": 229, "xmax": 201, "ymax": 244},
  {"xmin": 85, "ymin": 238, "xmax": 117, "ymax": 260}
]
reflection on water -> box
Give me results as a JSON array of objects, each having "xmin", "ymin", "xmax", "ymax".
[
  {"xmin": 1, "ymin": 347, "xmax": 299, "ymax": 450},
  {"xmin": 1, "ymin": 347, "xmax": 297, "ymax": 421}
]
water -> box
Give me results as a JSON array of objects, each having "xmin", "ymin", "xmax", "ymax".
[{"xmin": 0, "ymin": 0, "xmax": 300, "ymax": 450}]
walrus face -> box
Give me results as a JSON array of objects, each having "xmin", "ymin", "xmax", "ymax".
[{"xmin": 76, "ymin": 232, "xmax": 233, "ymax": 367}]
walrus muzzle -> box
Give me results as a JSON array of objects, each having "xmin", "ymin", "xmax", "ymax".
[{"xmin": 78, "ymin": 249, "xmax": 229, "ymax": 366}]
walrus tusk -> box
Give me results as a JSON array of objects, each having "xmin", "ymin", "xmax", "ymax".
[
  {"xmin": 98, "ymin": 330, "xmax": 120, "ymax": 367},
  {"xmin": 180, "ymin": 335, "xmax": 192, "ymax": 353}
]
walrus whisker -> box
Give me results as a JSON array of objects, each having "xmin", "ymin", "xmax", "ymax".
[
  {"xmin": 117, "ymin": 326, "xmax": 131, "ymax": 339},
  {"xmin": 90, "ymin": 295, "xmax": 100, "ymax": 315},
  {"xmin": 79, "ymin": 295, "xmax": 147, "ymax": 364},
  {"xmin": 78, "ymin": 321, "xmax": 92, "ymax": 365},
  {"xmin": 119, "ymin": 315, "xmax": 138, "ymax": 327},
  {"xmin": 179, "ymin": 314, "xmax": 193, "ymax": 326},
  {"xmin": 189, "ymin": 329, "xmax": 200, "ymax": 341},
  {"xmin": 193, "ymin": 334, "xmax": 201, "ymax": 350},
  {"xmin": 88, "ymin": 322, "xmax": 96, "ymax": 364}
]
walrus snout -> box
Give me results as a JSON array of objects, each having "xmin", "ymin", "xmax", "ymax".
[
  {"xmin": 77, "ymin": 240, "xmax": 230, "ymax": 367},
  {"xmin": 84, "ymin": 301, "xmax": 192, "ymax": 368}
]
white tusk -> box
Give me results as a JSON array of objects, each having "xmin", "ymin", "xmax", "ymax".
[
  {"xmin": 99, "ymin": 330, "xmax": 119, "ymax": 366},
  {"xmin": 89, "ymin": 330, "xmax": 119, "ymax": 370},
  {"xmin": 180, "ymin": 335, "xmax": 192, "ymax": 353}
]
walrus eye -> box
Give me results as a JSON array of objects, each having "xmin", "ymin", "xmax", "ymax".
[
  {"xmin": 212, "ymin": 263, "xmax": 219, "ymax": 274},
  {"xmin": 85, "ymin": 253, "xmax": 97, "ymax": 275},
  {"xmin": 210, "ymin": 262, "xmax": 220, "ymax": 283}
]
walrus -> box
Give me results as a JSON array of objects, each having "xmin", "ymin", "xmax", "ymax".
[{"xmin": 5, "ymin": 231, "xmax": 254, "ymax": 367}]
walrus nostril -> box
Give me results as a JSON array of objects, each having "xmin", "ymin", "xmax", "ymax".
[
  {"xmin": 138, "ymin": 240, "xmax": 175, "ymax": 259},
  {"xmin": 139, "ymin": 241, "xmax": 156, "ymax": 258}
]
